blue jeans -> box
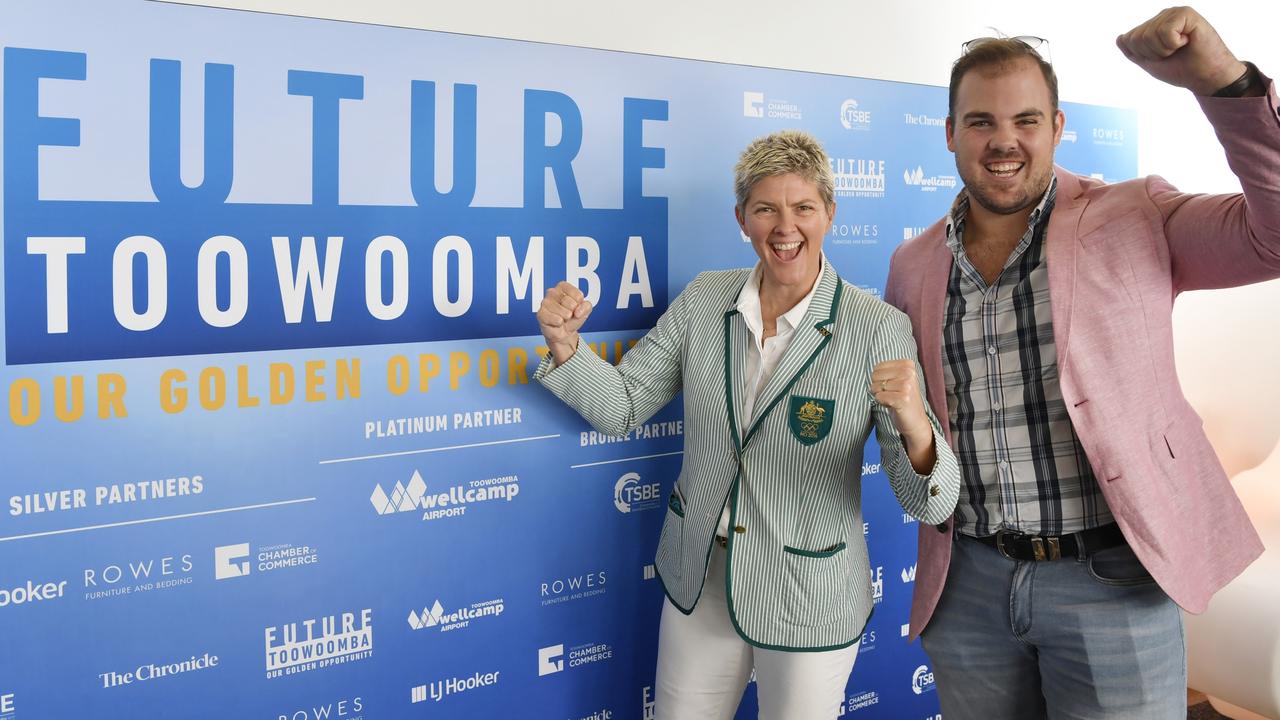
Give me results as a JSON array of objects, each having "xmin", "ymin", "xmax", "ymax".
[{"xmin": 920, "ymin": 532, "xmax": 1186, "ymax": 720}]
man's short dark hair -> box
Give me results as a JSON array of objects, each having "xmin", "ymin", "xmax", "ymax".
[{"xmin": 948, "ymin": 38, "xmax": 1059, "ymax": 120}]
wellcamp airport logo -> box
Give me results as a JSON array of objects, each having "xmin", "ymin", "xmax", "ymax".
[
  {"xmin": 903, "ymin": 166, "xmax": 957, "ymax": 192},
  {"xmin": 408, "ymin": 597, "xmax": 505, "ymax": 633},
  {"xmin": 371, "ymin": 470, "xmax": 519, "ymax": 522}
]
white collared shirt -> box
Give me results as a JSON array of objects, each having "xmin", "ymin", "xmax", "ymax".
[{"xmin": 717, "ymin": 258, "xmax": 828, "ymax": 537}]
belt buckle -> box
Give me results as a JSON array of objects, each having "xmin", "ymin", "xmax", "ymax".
[
  {"xmin": 994, "ymin": 530, "xmax": 1018, "ymax": 560},
  {"xmin": 1027, "ymin": 535, "xmax": 1062, "ymax": 561}
]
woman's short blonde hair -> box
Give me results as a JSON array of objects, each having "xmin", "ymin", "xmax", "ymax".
[{"xmin": 733, "ymin": 130, "xmax": 835, "ymax": 211}]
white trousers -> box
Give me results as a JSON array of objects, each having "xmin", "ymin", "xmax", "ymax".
[{"xmin": 654, "ymin": 545, "xmax": 858, "ymax": 720}]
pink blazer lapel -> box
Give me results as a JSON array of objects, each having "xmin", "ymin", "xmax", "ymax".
[
  {"xmin": 1045, "ymin": 167, "xmax": 1089, "ymax": 374},
  {"xmin": 916, "ymin": 239, "xmax": 953, "ymax": 442}
]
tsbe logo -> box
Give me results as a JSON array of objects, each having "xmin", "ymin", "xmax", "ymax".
[
  {"xmin": 275, "ymin": 696, "xmax": 363, "ymax": 719},
  {"xmin": 743, "ymin": 91, "xmax": 764, "ymax": 118},
  {"xmin": 911, "ymin": 664, "xmax": 936, "ymax": 695},
  {"xmin": 613, "ymin": 472, "xmax": 660, "ymax": 513},
  {"xmin": 839, "ymin": 99, "xmax": 872, "ymax": 130},
  {"xmin": 901, "ymin": 564, "xmax": 917, "ymax": 583},
  {"xmin": 214, "ymin": 543, "xmax": 250, "ymax": 580},
  {"xmin": 370, "ymin": 470, "xmax": 519, "ymax": 522},
  {"xmin": 870, "ymin": 566, "xmax": 884, "ymax": 603},
  {"xmin": 264, "ymin": 609, "xmax": 373, "ymax": 679},
  {"xmin": 408, "ymin": 597, "xmax": 504, "ymax": 633},
  {"xmin": 538, "ymin": 644, "xmax": 565, "ymax": 676},
  {"xmin": 0, "ymin": 578, "xmax": 67, "ymax": 609}
]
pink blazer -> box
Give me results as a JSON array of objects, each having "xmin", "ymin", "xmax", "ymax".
[{"xmin": 886, "ymin": 84, "xmax": 1280, "ymax": 640}]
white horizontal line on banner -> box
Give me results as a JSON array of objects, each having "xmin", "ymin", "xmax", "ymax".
[
  {"xmin": 0, "ymin": 497, "xmax": 317, "ymax": 543},
  {"xmin": 570, "ymin": 451, "xmax": 685, "ymax": 469},
  {"xmin": 318, "ymin": 434, "xmax": 561, "ymax": 465}
]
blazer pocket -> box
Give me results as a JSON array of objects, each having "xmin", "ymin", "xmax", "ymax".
[
  {"xmin": 667, "ymin": 487, "xmax": 686, "ymax": 517},
  {"xmin": 783, "ymin": 542, "xmax": 847, "ymax": 558}
]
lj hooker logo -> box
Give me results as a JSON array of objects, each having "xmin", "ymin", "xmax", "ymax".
[{"xmin": 264, "ymin": 609, "xmax": 373, "ymax": 679}]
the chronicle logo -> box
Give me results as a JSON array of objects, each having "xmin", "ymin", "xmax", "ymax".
[
  {"xmin": 903, "ymin": 112, "xmax": 946, "ymax": 127},
  {"xmin": 912, "ymin": 664, "xmax": 936, "ymax": 695},
  {"xmin": 264, "ymin": 609, "xmax": 373, "ymax": 679},
  {"xmin": 0, "ymin": 579, "xmax": 67, "ymax": 609},
  {"xmin": 540, "ymin": 570, "xmax": 607, "ymax": 606},
  {"xmin": 538, "ymin": 641, "xmax": 613, "ymax": 677},
  {"xmin": 371, "ymin": 470, "xmax": 520, "ymax": 521},
  {"xmin": 83, "ymin": 554, "xmax": 194, "ymax": 601},
  {"xmin": 613, "ymin": 472, "xmax": 660, "ymax": 513},
  {"xmin": 903, "ymin": 166, "xmax": 958, "ymax": 192},
  {"xmin": 411, "ymin": 670, "xmax": 500, "ymax": 703},
  {"xmin": 99, "ymin": 653, "xmax": 219, "ymax": 688},
  {"xmin": 830, "ymin": 158, "xmax": 886, "ymax": 198},
  {"xmin": 839, "ymin": 99, "xmax": 872, "ymax": 130},
  {"xmin": 215, "ymin": 542, "xmax": 319, "ymax": 580},
  {"xmin": 276, "ymin": 697, "xmax": 363, "ymax": 719},
  {"xmin": 408, "ymin": 597, "xmax": 505, "ymax": 633}
]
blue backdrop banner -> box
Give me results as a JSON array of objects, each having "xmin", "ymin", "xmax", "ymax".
[{"xmin": 0, "ymin": 2, "xmax": 1137, "ymax": 718}]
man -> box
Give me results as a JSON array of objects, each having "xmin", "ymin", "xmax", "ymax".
[{"xmin": 885, "ymin": 7, "xmax": 1280, "ymax": 719}]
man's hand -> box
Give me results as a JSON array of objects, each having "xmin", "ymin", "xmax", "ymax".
[
  {"xmin": 537, "ymin": 282, "xmax": 593, "ymax": 366},
  {"xmin": 1116, "ymin": 7, "xmax": 1246, "ymax": 96}
]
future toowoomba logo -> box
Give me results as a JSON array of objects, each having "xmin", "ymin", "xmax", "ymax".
[{"xmin": 264, "ymin": 609, "xmax": 373, "ymax": 679}]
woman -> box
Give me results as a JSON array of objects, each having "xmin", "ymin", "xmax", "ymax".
[{"xmin": 535, "ymin": 130, "xmax": 959, "ymax": 719}]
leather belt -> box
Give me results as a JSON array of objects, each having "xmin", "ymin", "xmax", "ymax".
[{"xmin": 972, "ymin": 523, "xmax": 1126, "ymax": 561}]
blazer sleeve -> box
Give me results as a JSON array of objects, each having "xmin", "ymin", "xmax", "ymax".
[
  {"xmin": 534, "ymin": 273, "xmax": 697, "ymax": 437},
  {"xmin": 867, "ymin": 307, "xmax": 960, "ymax": 526},
  {"xmin": 1154, "ymin": 72, "xmax": 1280, "ymax": 292}
]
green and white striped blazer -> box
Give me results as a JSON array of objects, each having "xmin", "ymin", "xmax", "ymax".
[{"xmin": 536, "ymin": 261, "xmax": 960, "ymax": 651}]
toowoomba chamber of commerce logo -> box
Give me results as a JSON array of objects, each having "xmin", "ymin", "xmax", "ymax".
[
  {"xmin": 264, "ymin": 609, "xmax": 373, "ymax": 679},
  {"xmin": 371, "ymin": 470, "xmax": 519, "ymax": 521},
  {"xmin": 214, "ymin": 542, "xmax": 319, "ymax": 581},
  {"xmin": 537, "ymin": 640, "xmax": 614, "ymax": 677}
]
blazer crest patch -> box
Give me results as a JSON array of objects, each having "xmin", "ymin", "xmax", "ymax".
[{"xmin": 789, "ymin": 396, "xmax": 834, "ymax": 445}]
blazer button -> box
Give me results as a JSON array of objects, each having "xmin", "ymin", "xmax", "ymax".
[
  {"xmin": 928, "ymin": 484, "xmax": 940, "ymax": 497},
  {"xmin": 935, "ymin": 522, "xmax": 949, "ymax": 533},
  {"xmin": 734, "ymin": 525, "xmax": 746, "ymax": 534}
]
